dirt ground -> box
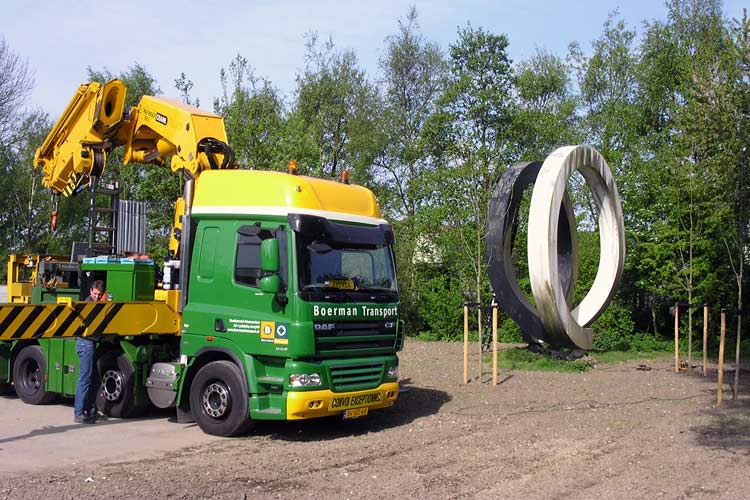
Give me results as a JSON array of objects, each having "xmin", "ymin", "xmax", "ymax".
[{"xmin": 1, "ymin": 340, "xmax": 749, "ymax": 500}]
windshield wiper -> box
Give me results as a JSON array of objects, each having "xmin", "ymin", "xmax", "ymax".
[
  {"xmin": 302, "ymin": 284, "xmax": 339, "ymax": 291},
  {"xmin": 354, "ymin": 286, "xmax": 395, "ymax": 293}
]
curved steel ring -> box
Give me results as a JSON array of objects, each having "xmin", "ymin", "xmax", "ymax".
[
  {"xmin": 486, "ymin": 161, "xmax": 578, "ymax": 345},
  {"xmin": 528, "ymin": 145, "xmax": 625, "ymax": 350}
]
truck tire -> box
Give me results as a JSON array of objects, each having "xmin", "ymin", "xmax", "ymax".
[
  {"xmin": 190, "ymin": 361, "xmax": 252, "ymax": 437},
  {"xmin": 12, "ymin": 345, "xmax": 57, "ymax": 405},
  {"xmin": 96, "ymin": 351, "xmax": 148, "ymax": 418}
]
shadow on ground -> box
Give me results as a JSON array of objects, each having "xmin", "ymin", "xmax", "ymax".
[
  {"xmin": 1, "ymin": 378, "xmax": 450, "ymax": 443},
  {"xmin": 689, "ymin": 365, "xmax": 750, "ymax": 452},
  {"xmin": 254, "ymin": 378, "xmax": 451, "ymax": 442},
  {"xmin": 0, "ymin": 392, "xmax": 182, "ymax": 446}
]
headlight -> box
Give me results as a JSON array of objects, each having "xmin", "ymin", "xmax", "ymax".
[
  {"xmin": 289, "ymin": 373, "xmax": 322, "ymax": 387},
  {"xmin": 387, "ymin": 366, "xmax": 399, "ymax": 379}
]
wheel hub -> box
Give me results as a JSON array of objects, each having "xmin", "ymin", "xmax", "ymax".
[
  {"xmin": 101, "ymin": 369, "xmax": 124, "ymax": 402},
  {"xmin": 22, "ymin": 360, "xmax": 41, "ymax": 393},
  {"xmin": 202, "ymin": 382, "xmax": 230, "ymax": 418}
]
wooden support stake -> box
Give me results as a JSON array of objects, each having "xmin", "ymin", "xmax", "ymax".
[
  {"xmin": 463, "ymin": 305, "xmax": 469, "ymax": 384},
  {"xmin": 674, "ymin": 303, "xmax": 680, "ymax": 373},
  {"xmin": 703, "ymin": 305, "xmax": 708, "ymax": 377},
  {"xmin": 717, "ymin": 309, "xmax": 726, "ymax": 407},
  {"xmin": 492, "ymin": 303, "xmax": 498, "ymax": 386},
  {"xmin": 478, "ymin": 307, "xmax": 483, "ymax": 383}
]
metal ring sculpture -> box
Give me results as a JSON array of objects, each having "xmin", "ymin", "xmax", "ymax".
[
  {"xmin": 486, "ymin": 161, "xmax": 578, "ymax": 345},
  {"xmin": 486, "ymin": 146, "xmax": 625, "ymax": 350}
]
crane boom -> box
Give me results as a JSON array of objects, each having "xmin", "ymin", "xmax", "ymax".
[
  {"xmin": 33, "ymin": 79, "xmax": 234, "ymax": 197},
  {"xmin": 33, "ymin": 79, "xmax": 236, "ymax": 259}
]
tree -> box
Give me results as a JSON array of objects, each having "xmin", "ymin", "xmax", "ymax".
[
  {"xmin": 512, "ymin": 49, "xmax": 581, "ymax": 159},
  {"xmin": 375, "ymin": 7, "xmax": 447, "ymax": 333},
  {"xmin": 725, "ymin": 8, "xmax": 750, "ymax": 394},
  {"xmin": 175, "ymin": 72, "xmax": 199, "ymax": 107},
  {"xmin": 0, "ymin": 38, "xmax": 33, "ymax": 147},
  {"xmin": 0, "ymin": 40, "xmax": 62, "ymax": 268},
  {"xmin": 213, "ymin": 55, "xmax": 286, "ymax": 170},
  {"xmin": 423, "ymin": 24, "xmax": 515, "ymax": 321},
  {"xmin": 291, "ymin": 33, "xmax": 381, "ymax": 181}
]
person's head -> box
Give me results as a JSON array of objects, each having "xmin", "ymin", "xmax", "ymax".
[{"xmin": 90, "ymin": 280, "xmax": 105, "ymax": 300}]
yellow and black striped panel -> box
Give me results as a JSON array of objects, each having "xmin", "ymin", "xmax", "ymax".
[{"xmin": 0, "ymin": 302, "xmax": 180, "ymax": 341}]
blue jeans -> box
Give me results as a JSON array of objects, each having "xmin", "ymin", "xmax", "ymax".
[{"xmin": 74, "ymin": 338, "xmax": 97, "ymax": 417}]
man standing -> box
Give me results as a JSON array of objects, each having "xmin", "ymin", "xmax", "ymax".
[{"xmin": 74, "ymin": 280, "xmax": 105, "ymax": 424}]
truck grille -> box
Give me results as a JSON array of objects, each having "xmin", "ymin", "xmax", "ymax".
[
  {"xmin": 329, "ymin": 362, "xmax": 384, "ymax": 391},
  {"xmin": 313, "ymin": 321, "xmax": 397, "ymax": 357}
]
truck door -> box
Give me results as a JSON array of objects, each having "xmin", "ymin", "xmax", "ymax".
[{"xmin": 184, "ymin": 220, "xmax": 295, "ymax": 357}]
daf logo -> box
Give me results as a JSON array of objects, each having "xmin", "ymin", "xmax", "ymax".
[
  {"xmin": 384, "ymin": 322, "xmax": 396, "ymax": 329},
  {"xmin": 314, "ymin": 323, "xmax": 336, "ymax": 331}
]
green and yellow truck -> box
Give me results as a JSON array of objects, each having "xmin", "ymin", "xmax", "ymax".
[{"xmin": 0, "ymin": 80, "xmax": 403, "ymax": 436}]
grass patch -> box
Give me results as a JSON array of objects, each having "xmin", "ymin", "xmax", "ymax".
[
  {"xmin": 592, "ymin": 350, "xmax": 671, "ymax": 364},
  {"xmin": 485, "ymin": 348, "xmax": 593, "ymax": 373},
  {"xmin": 480, "ymin": 347, "xmax": 673, "ymax": 372}
]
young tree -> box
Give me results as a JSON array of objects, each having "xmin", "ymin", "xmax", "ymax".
[{"xmin": 423, "ymin": 25, "xmax": 515, "ymax": 319}]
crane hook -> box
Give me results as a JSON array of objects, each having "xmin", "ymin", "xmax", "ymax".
[{"xmin": 51, "ymin": 196, "xmax": 59, "ymax": 231}]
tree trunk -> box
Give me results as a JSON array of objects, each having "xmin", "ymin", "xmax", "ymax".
[
  {"xmin": 733, "ymin": 271, "xmax": 742, "ymax": 400},
  {"xmin": 651, "ymin": 304, "xmax": 659, "ymax": 337}
]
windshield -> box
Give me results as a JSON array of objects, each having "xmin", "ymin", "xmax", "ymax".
[{"xmin": 296, "ymin": 235, "xmax": 397, "ymax": 297}]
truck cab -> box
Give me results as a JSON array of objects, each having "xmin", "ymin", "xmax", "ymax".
[{"xmin": 178, "ymin": 170, "xmax": 402, "ymax": 435}]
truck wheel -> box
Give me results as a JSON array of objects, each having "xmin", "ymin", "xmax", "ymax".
[
  {"xmin": 96, "ymin": 351, "xmax": 148, "ymax": 418},
  {"xmin": 12, "ymin": 346, "xmax": 57, "ymax": 405},
  {"xmin": 190, "ymin": 361, "xmax": 252, "ymax": 437}
]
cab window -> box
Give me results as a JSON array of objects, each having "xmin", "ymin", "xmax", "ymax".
[
  {"xmin": 234, "ymin": 233, "xmax": 262, "ymax": 287},
  {"xmin": 234, "ymin": 228, "xmax": 287, "ymax": 290}
]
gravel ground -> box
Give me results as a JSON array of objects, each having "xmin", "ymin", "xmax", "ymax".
[{"xmin": 1, "ymin": 340, "xmax": 749, "ymax": 499}]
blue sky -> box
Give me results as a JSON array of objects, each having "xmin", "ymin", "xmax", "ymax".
[{"xmin": 2, "ymin": 0, "xmax": 746, "ymax": 117}]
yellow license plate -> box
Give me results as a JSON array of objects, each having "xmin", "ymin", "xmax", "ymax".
[
  {"xmin": 329, "ymin": 392, "xmax": 383, "ymax": 411},
  {"xmin": 327, "ymin": 279, "xmax": 355, "ymax": 290},
  {"xmin": 343, "ymin": 407, "xmax": 368, "ymax": 419}
]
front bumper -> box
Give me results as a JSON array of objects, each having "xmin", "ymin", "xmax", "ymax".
[{"xmin": 286, "ymin": 382, "xmax": 399, "ymax": 420}]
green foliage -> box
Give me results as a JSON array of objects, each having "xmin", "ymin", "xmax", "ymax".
[
  {"xmin": 499, "ymin": 317, "xmax": 524, "ymax": 343},
  {"xmin": 592, "ymin": 303, "xmax": 636, "ymax": 350},
  {"xmin": 421, "ymin": 24, "xmax": 515, "ymax": 310},
  {"xmin": 512, "ymin": 50, "xmax": 581, "ymax": 159},
  {"xmin": 415, "ymin": 274, "xmax": 464, "ymax": 340},
  {"xmin": 291, "ymin": 33, "xmax": 381, "ymax": 180},
  {"xmin": 213, "ymin": 55, "xmax": 286, "ymax": 171},
  {"xmin": 628, "ymin": 333, "xmax": 673, "ymax": 352}
]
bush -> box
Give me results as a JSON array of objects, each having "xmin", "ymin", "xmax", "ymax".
[
  {"xmin": 592, "ymin": 304, "xmax": 635, "ymax": 351},
  {"xmin": 593, "ymin": 328, "xmax": 630, "ymax": 351},
  {"xmin": 499, "ymin": 317, "xmax": 524, "ymax": 343},
  {"xmin": 629, "ymin": 333, "xmax": 672, "ymax": 352},
  {"xmin": 416, "ymin": 274, "xmax": 464, "ymax": 340}
]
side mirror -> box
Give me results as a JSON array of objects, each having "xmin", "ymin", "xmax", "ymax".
[
  {"xmin": 261, "ymin": 238, "xmax": 279, "ymax": 272},
  {"xmin": 260, "ymin": 275, "xmax": 281, "ymax": 294}
]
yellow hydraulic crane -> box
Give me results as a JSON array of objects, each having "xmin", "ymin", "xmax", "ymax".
[{"xmin": 33, "ymin": 79, "xmax": 235, "ymax": 258}]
